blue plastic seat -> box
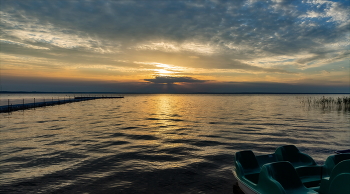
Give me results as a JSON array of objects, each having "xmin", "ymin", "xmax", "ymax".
[
  {"xmin": 327, "ymin": 173, "xmax": 350, "ymax": 194},
  {"xmin": 319, "ymin": 159, "xmax": 350, "ymax": 194},
  {"xmin": 323, "ymin": 153, "xmax": 350, "ymax": 176},
  {"xmin": 275, "ymin": 145, "xmax": 316, "ymax": 168},
  {"xmin": 235, "ymin": 150, "xmax": 260, "ymax": 184},
  {"xmin": 295, "ymin": 153, "xmax": 350, "ymax": 188},
  {"xmin": 258, "ymin": 161, "xmax": 318, "ymax": 194}
]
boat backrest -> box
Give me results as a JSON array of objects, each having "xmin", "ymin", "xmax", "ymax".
[
  {"xmin": 235, "ymin": 150, "xmax": 260, "ymax": 175},
  {"xmin": 328, "ymin": 173, "xmax": 350, "ymax": 194},
  {"xmin": 329, "ymin": 159, "xmax": 350, "ymax": 179},
  {"xmin": 258, "ymin": 161, "xmax": 317, "ymax": 194},
  {"xmin": 276, "ymin": 145, "xmax": 300, "ymax": 163},
  {"xmin": 324, "ymin": 154, "xmax": 350, "ymax": 175},
  {"xmin": 321, "ymin": 160, "xmax": 350, "ymax": 194},
  {"xmin": 266, "ymin": 161, "xmax": 304, "ymax": 190},
  {"xmin": 275, "ymin": 145, "xmax": 316, "ymax": 167}
]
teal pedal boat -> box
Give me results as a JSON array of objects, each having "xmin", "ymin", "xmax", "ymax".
[{"xmin": 233, "ymin": 145, "xmax": 350, "ymax": 194}]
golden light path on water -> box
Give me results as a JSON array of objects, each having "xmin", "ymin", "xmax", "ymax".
[{"xmin": 0, "ymin": 94, "xmax": 349, "ymax": 193}]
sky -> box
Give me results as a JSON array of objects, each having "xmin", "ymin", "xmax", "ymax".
[{"xmin": 0, "ymin": 0, "xmax": 349, "ymax": 93}]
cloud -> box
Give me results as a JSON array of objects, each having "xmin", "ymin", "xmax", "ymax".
[
  {"xmin": 133, "ymin": 41, "xmax": 218, "ymax": 55},
  {"xmin": 295, "ymin": 50, "xmax": 350, "ymax": 68},
  {"xmin": 0, "ymin": 0, "xmax": 349, "ymax": 92},
  {"xmin": 1, "ymin": 0, "xmax": 348, "ymax": 59},
  {"xmin": 144, "ymin": 76, "xmax": 207, "ymax": 84},
  {"xmin": 0, "ymin": 39, "xmax": 49, "ymax": 50},
  {"xmin": 0, "ymin": 9, "xmax": 120, "ymax": 54}
]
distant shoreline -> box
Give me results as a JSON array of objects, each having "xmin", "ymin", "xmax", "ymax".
[{"xmin": 1, "ymin": 91, "xmax": 349, "ymax": 95}]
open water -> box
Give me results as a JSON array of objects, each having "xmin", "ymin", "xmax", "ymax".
[{"xmin": 1, "ymin": 94, "xmax": 349, "ymax": 194}]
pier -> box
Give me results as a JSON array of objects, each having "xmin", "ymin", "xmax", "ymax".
[{"xmin": 0, "ymin": 96, "xmax": 124, "ymax": 113}]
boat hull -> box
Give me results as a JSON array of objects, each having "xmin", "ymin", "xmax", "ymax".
[{"xmin": 233, "ymin": 170, "xmax": 260, "ymax": 194}]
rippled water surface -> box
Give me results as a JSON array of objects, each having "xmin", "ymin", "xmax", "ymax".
[{"xmin": 1, "ymin": 94, "xmax": 349, "ymax": 193}]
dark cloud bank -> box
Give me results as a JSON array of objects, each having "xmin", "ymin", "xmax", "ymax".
[
  {"xmin": 2, "ymin": 75, "xmax": 349, "ymax": 94},
  {"xmin": 144, "ymin": 76, "xmax": 206, "ymax": 84}
]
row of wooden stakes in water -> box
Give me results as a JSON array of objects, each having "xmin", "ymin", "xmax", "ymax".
[{"xmin": 0, "ymin": 96, "xmax": 124, "ymax": 113}]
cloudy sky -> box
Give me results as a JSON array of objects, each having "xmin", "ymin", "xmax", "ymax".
[{"xmin": 1, "ymin": 0, "xmax": 349, "ymax": 93}]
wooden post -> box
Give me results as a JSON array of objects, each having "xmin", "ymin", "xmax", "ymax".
[
  {"xmin": 34, "ymin": 98, "xmax": 35, "ymax": 109},
  {"xmin": 8, "ymin": 99, "xmax": 9, "ymax": 112}
]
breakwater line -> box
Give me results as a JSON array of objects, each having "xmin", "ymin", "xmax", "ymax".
[{"xmin": 0, "ymin": 96, "xmax": 124, "ymax": 113}]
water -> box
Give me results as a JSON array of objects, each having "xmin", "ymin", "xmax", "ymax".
[{"xmin": 1, "ymin": 94, "xmax": 349, "ymax": 193}]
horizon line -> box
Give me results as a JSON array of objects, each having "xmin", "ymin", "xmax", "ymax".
[{"xmin": 1, "ymin": 91, "xmax": 349, "ymax": 95}]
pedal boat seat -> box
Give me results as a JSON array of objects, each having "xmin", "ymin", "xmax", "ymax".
[
  {"xmin": 275, "ymin": 145, "xmax": 316, "ymax": 168},
  {"xmin": 323, "ymin": 153, "xmax": 350, "ymax": 176},
  {"xmin": 235, "ymin": 150, "xmax": 260, "ymax": 184},
  {"xmin": 296, "ymin": 153, "xmax": 350, "ymax": 188},
  {"xmin": 319, "ymin": 159, "xmax": 350, "ymax": 194},
  {"xmin": 258, "ymin": 161, "xmax": 318, "ymax": 194}
]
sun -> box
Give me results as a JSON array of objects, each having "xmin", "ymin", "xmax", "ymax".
[
  {"xmin": 153, "ymin": 63, "xmax": 180, "ymax": 76},
  {"xmin": 155, "ymin": 69, "xmax": 174, "ymax": 75}
]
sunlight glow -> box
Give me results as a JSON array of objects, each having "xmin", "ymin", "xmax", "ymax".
[
  {"xmin": 133, "ymin": 61, "xmax": 185, "ymax": 76},
  {"xmin": 154, "ymin": 69, "xmax": 174, "ymax": 75}
]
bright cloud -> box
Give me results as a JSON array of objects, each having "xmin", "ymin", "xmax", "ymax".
[{"xmin": 133, "ymin": 41, "xmax": 217, "ymax": 55}]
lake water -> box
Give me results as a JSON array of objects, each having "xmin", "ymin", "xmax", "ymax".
[{"xmin": 1, "ymin": 94, "xmax": 349, "ymax": 193}]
